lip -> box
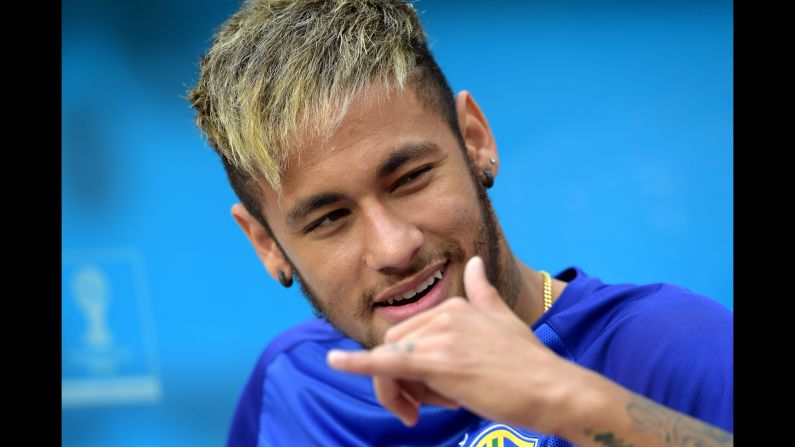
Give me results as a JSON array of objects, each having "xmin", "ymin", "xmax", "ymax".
[
  {"xmin": 373, "ymin": 261, "xmax": 450, "ymax": 324},
  {"xmin": 373, "ymin": 260, "xmax": 448, "ymax": 305}
]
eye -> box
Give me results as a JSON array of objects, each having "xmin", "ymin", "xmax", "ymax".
[
  {"xmin": 392, "ymin": 165, "xmax": 433, "ymax": 191},
  {"xmin": 305, "ymin": 209, "xmax": 350, "ymax": 233}
]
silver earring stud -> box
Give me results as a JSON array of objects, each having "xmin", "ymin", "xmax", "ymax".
[{"xmin": 489, "ymin": 158, "xmax": 497, "ymax": 164}]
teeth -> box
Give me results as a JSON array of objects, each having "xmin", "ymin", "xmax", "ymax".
[{"xmin": 383, "ymin": 269, "xmax": 445, "ymax": 305}]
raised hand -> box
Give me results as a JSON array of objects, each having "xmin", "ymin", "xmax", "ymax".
[{"xmin": 327, "ymin": 256, "xmax": 579, "ymax": 432}]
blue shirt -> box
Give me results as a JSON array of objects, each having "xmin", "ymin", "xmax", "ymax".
[{"xmin": 227, "ymin": 267, "xmax": 733, "ymax": 446}]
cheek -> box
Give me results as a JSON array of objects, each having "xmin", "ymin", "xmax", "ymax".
[
  {"xmin": 293, "ymin": 245, "xmax": 359, "ymax": 304},
  {"xmin": 418, "ymin": 176, "xmax": 481, "ymax": 237},
  {"xmin": 429, "ymin": 196, "xmax": 479, "ymax": 236}
]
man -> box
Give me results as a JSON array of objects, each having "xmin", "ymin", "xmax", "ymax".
[{"xmin": 188, "ymin": 1, "xmax": 733, "ymax": 445}]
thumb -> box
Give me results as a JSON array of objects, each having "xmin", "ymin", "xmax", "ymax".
[{"xmin": 464, "ymin": 256, "xmax": 510, "ymax": 313}]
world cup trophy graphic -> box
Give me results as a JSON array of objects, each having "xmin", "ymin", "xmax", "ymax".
[{"xmin": 72, "ymin": 265, "xmax": 114, "ymax": 349}]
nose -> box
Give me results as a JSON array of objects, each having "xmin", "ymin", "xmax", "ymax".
[{"xmin": 362, "ymin": 202, "xmax": 423, "ymax": 272}]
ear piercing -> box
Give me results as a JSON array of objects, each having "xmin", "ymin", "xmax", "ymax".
[
  {"xmin": 278, "ymin": 271, "xmax": 293, "ymax": 288},
  {"xmin": 482, "ymin": 169, "xmax": 494, "ymax": 189}
]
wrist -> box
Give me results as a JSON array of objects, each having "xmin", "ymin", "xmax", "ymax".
[{"xmin": 547, "ymin": 364, "xmax": 624, "ymax": 441}]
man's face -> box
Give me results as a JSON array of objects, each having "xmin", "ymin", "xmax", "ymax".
[{"xmin": 258, "ymin": 84, "xmax": 504, "ymax": 348}]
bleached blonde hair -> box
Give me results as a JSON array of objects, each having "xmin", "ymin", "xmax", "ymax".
[{"xmin": 189, "ymin": 0, "xmax": 460, "ymax": 211}]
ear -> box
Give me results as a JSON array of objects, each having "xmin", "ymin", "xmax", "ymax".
[
  {"xmin": 455, "ymin": 90, "xmax": 499, "ymax": 178},
  {"xmin": 231, "ymin": 203, "xmax": 292, "ymax": 284}
]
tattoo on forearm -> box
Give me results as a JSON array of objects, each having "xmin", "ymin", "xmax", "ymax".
[
  {"xmin": 582, "ymin": 395, "xmax": 733, "ymax": 447},
  {"xmin": 625, "ymin": 395, "xmax": 733, "ymax": 446},
  {"xmin": 583, "ymin": 428, "xmax": 633, "ymax": 447}
]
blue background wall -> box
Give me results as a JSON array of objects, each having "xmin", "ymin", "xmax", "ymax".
[{"xmin": 62, "ymin": 1, "xmax": 732, "ymax": 445}]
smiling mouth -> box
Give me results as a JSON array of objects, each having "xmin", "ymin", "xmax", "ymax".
[{"xmin": 374, "ymin": 268, "xmax": 444, "ymax": 307}]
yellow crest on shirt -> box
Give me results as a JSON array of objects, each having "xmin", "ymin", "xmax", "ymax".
[{"xmin": 469, "ymin": 424, "xmax": 539, "ymax": 447}]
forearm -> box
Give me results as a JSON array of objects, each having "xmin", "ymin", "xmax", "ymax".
[{"xmin": 552, "ymin": 368, "xmax": 733, "ymax": 447}]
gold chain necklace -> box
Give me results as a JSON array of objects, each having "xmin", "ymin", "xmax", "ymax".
[{"xmin": 539, "ymin": 270, "xmax": 552, "ymax": 313}]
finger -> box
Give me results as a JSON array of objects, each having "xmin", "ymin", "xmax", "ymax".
[
  {"xmin": 399, "ymin": 380, "xmax": 461, "ymax": 410},
  {"xmin": 373, "ymin": 376, "xmax": 420, "ymax": 426},
  {"xmin": 383, "ymin": 297, "xmax": 468, "ymax": 343},
  {"xmin": 326, "ymin": 346, "xmax": 425, "ymax": 380},
  {"xmin": 464, "ymin": 256, "xmax": 509, "ymax": 313}
]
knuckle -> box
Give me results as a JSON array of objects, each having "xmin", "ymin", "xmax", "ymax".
[
  {"xmin": 384, "ymin": 327, "xmax": 399, "ymax": 343},
  {"xmin": 435, "ymin": 312, "xmax": 455, "ymax": 330},
  {"xmin": 445, "ymin": 296, "xmax": 467, "ymax": 311},
  {"xmin": 438, "ymin": 333, "xmax": 459, "ymax": 352}
]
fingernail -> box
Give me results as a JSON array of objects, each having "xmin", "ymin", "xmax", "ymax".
[
  {"xmin": 327, "ymin": 350, "xmax": 348, "ymax": 366},
  {"xmin": 400, "ymin": 416, "xmax": 416, "ymax": 427},
  {"xmin": 467, "ymin": 256, "xmax": 483, "ymax": 275}
]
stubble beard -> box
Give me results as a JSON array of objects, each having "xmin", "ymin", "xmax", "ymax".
[{"xmin": 291, "ymin": 161, "xmax": 521, "ymax": 349}]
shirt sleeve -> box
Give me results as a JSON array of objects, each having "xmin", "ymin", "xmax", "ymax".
[
  {"xmin": 597, "ymin": 285, "xmax": 733, "ymax": 432},
  {"xmin": 226, "ymin": 351, "xmax": 268, "ymax": 447}
]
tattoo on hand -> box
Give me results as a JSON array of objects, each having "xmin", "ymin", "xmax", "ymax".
[{"xmin": 626, "ymin": 395, "xmax": 733, "ymax": 446}]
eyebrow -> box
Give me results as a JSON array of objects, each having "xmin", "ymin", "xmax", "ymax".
[
  {"xmin": 285, "ymin": 141, "xmax": 441, "ymax": 227},
  {"xmin": 375, "ymin": 141, "xmax": 440, "ymax": 180},
  {"xmin": 286, "ymin": 192, "xmax": 345, "ymax": 226}
]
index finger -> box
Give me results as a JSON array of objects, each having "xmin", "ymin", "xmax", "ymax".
[{"xmin": 373, "ymin": 376, "xmax": 420, "ymax": 426}]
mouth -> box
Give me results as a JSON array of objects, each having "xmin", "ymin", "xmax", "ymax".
[
  {"xmin": 374, "ymin": 268, "xmax": 443, "ymax": 307},
  {"xmin": 372, "ymin": 261, "xmax": 450, "ymax": 324}
]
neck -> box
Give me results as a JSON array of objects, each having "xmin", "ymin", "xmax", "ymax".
[{"xmin": 498, "ymin": 238, "xmax": 567, "ymax": 327}]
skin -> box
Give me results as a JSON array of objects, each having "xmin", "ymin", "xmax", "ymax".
[
  {"xmin": 329, "ymin": 257, "xmax": 734, "ymax": 447},
  {"xmin": 232, "ymin": 83, "xmax": 563, "ymax": 348},
  {"xmin": 232, "ymin": 83, "xmax": 733, "ymax": 446}
]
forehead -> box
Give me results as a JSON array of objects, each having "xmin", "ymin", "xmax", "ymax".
[
  {"xmin": 299, "ymin": 85, "xmax": 443, "ymax": 168},
  {"xmin": 260, "ymin": 84, "xmax": 456, "ymax": 214}
]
